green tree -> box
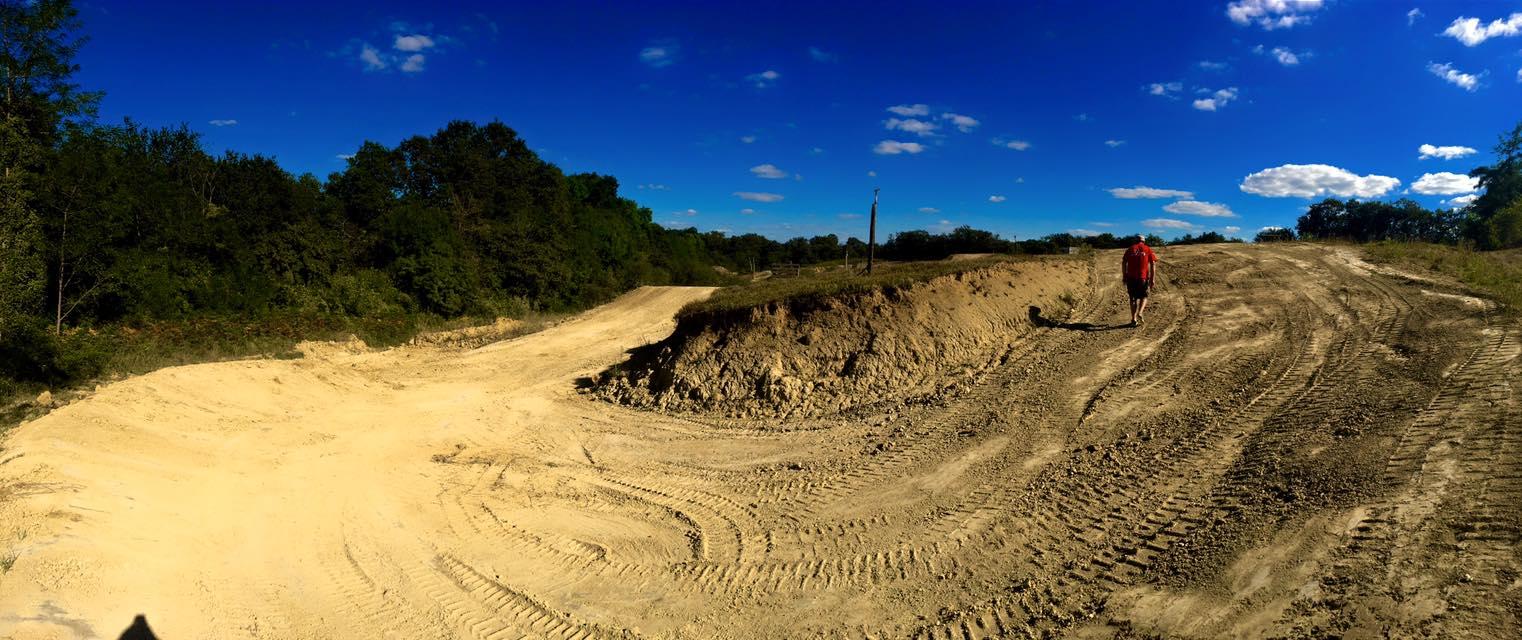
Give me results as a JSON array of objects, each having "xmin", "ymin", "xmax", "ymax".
[
  {"xmin": 0, "ymin": 115, "xmax": 45, "ymax": 329},
  {"xmin": 1255, "ymin": 227, "xmax": 1296, "ymax": 243},
  {"xmin": 1467, "ymin": 121, "xmax": 1522, "ymax": 248},
  {"xmin": 1, "ymin": 0, "xmax": 100, "ymax": 336}
]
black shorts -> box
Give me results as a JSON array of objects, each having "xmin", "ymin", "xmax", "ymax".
[{"xmin": 1126, "ymin": 279, "xmax": 1151, "ymax": 300}]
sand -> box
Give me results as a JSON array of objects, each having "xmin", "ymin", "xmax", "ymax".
[{"xmin": 0, "ymin": 244, "xmax": 1517, "ymax": 639}]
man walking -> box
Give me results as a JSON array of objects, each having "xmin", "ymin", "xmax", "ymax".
[{"xmin": 1122, "ymin": 234, "xmax": 1157, "ymax": 327}]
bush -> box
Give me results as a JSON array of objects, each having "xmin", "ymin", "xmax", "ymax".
[
  {"xmin": 476, "ymin": 295, "xmax": 534, "ymax": 319},
  {"xmin": 327, "ymin": 269, "xmax": 411, "ymax": 316},
  {"xmin": 1255, "ymin": 228, "xmax": 1297, "ymax": 243},
  {"xmin": 0, "ymin": 319, "xmax": 108, "ymax": 390}
]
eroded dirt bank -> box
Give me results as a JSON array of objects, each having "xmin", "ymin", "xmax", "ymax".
[
  {"xmin": 596, "ymin": 258, "xmax": 1090, "ymax": 418},
  {"xmin": 0, "ymin": 244, "xmax": 1517, "ymax": 640}
]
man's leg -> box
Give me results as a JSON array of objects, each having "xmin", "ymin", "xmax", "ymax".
[{"xmin": 1137, "ymin": 297, "xmax": 1148, "ymax": 322}]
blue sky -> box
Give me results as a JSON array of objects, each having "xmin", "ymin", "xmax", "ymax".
[{"xmin": 74, "ymin": 1, "xmax": 1522, "ymax": 242}]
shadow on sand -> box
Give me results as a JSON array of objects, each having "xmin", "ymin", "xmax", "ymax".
[
  {"xmin": 1028, "ymin": 305, "xmax": 1130, "ymax": 332},
  {"xmin": 118, "ymin": 615, "xmax": 159, "ymax": 640}
]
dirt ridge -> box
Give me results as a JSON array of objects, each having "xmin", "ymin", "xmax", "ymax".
[{"xmin": 595, "ymin": 258, "xmax": 1091, "ymax": 418}]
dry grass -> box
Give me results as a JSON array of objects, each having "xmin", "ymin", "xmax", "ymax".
[
  {"xmin": 678, "ymin": 255, "xmax": 1072, "ymax": 319},
  {"xmin": 1364, "ymin": 242, "xmax": 1522, "ymax": 315}
]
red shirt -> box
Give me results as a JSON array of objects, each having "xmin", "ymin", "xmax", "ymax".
[{"xmin": 1123, "ymin": 242, "xmax": 1157, "ymax": 282}]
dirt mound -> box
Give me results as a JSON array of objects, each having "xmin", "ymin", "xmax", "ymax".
[
  {"xmin": 294, "ymin": 333, "xmax": 369, "ymax": 358},
  {"xmin": 408, "ymin": 317, "xmax": 524, "ymax": 349},
  {"xmin": 596, "ymin": 258, "xmax": 1091, "ymax": 417}
]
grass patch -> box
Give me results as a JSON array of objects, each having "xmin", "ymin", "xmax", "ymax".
[
  {"xmin": 679, "ymin": 254, "xmax": 1063, "ymax": 319},
  {"xmin": 1363, "ymin": 242, "xmax": 1522, "ymax": 314}
]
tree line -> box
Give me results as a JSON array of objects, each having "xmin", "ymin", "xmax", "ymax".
[{"xmin": 1293, "ymin": 124, "xmax": 1522, "ymax": 248}]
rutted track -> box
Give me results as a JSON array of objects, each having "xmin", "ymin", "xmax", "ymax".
[{"xmin": 0, "ymin": 244, "xmax": 1516, "ymax": 639}]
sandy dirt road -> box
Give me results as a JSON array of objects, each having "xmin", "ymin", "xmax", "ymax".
[{"xmin": 1, "ymin": 244, "xmax": 1519, "ymax": 639}]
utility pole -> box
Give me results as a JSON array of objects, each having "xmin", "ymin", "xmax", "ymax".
[{"xmin": 867, "ymin": 188, "xmax": 879, "ymax": 274}]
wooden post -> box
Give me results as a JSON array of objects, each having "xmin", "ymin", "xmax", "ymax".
[{"xmin": 867, "ymin": 188, "xmax": 879, "ymax": 274}]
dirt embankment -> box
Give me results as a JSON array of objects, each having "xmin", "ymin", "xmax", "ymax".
[{"xmin": 596, "ymin": 258, "xmax": 1091, "ymax": 417}]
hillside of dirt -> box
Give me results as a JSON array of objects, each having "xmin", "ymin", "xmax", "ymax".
[
  {"xmin": 596, "ymin": 258, "xmax": 1090, "ymax": 418},
  {"xmin": 0, "ymin": 244, "xmax": 1518, "ymax": 640}
]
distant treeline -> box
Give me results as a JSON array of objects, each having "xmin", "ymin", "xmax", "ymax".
[
  {"xmin": 1295, "ymin": 125, "xmax": 1522, "ymax": 248},
  {"xmin": 19, "ymin": 119, "xmax": 1177, "ymax": 327},
  {"xmin": 877, "ymin": 228, "xmax": 1178, "ymax": 261}
]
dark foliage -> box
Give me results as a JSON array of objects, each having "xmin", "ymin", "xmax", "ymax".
[
  {"xmin": 1169, "ymin": 231, "xmax": 1244, "ymax": 245},
  {"xmin": 1255, "ymin": 227, "xmax": 1297, "ymax": 243}
]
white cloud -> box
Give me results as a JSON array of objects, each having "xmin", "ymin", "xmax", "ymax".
[
  {"xmin": 1411, "ymin": 172, "xmax": 1480, "ymax": 195},
  {"xmin": 336, "ymin": 154, "xmax": 354, "ymax": 160},
  {"xmin": 993, "ymin": 138, "xmax": 1031, "ymax": 151},
  {"xmin": 739, "ymin": 208, "xmax": 756, "ymax": 215},
  {"xmin": 886, "ymin": 104, "xmax": 930, "ymax": 117},
  {"xmin": 874, "ymin": 140, "xmax": 926, "ymax": 155},
  {"xmin": 1240, "ymin": 164, "xmax": 1401, "ymax": 198},
  {"xmin": 1144, "ymin": 218, "xmax": 1201, "ymax": 231},
  {"xmin": 1092, "ymin": 221, "xmax": 1114, "ymax": 227},
  {"xmin": 1163, "ymin": 200, "xmax": 1237, "ymax": 217},
  {"xmin": 750, "ymin": 163, "xmax": 787, "ymax": 179},
  {"xmin": 808, "ymin": 46, "xmax": 837, "ymax": 62},
  {"xmin": 1268, "ymin": 46, "xmax": 1302, "ymax": 66},
  {"xmin": 1070, "ymin": 228, "xmax": 1101, "ymax": 237},
  {"xmin": 393, "ymin": 34, "xmax": 435, "ymax": 52},
  {"xmin": 1227, "ymin": 0, "xmax": 1325, "ymax": 30},
  {"xmin": 1442, "ymin": 13, "xmax": 1522, "ymax": 47},
  {"xmin": 1147, "ymin": 81, "xmax": 1183, "ymax": 98},
  {"xmin": 740, "ymin": 135, "xmax": 757, "ymax": 144},
  {"xmin": 1418, "ymin": 144, "xmax": 1478, "ymax": 160},
  {"xmin": 918, "ymin": 207, "xmax": 940, "ymax": 214},
  {"xmin": 747, "ymin": 69, "xmax": 780, "ymax": 88},
  {"xmin": 1193, "ymin": 87, "xmax": 1239, "ymax": 111},
  {"xmin": 734, "ymin": 191, "xmax": 784, "ymax": 202},
  {"xmin": 1075, "ymin": 113, "xmax": 1091, "ymax": 122},
  {"xmin": 1407, "ymin": 8, "xmax": 1424, "ymax": 26},
  {"xmin": 989, "ymin": 195, "xmax": 1007, "ymax": 203},
  {"xmin": 941, "ymin": 112, "xmax": 980, "ymax": 132},
  {"xmin": 885, "ymin": 118, "xmax": 939, "ymax": 136},
  {"xmin": 360, "ymin": 44, "xmax": 387, "ymax": 70},
  {"xmin": 1198, "ymin": 60, "xmax": 1229, "ymax": 71},
  {"xmin": 1016, "ymin": 177, "xmax": 1025, "ymax": 183},
  {"xmin": 1517, "ymin": 67, "xmax": 1522, "ymax": 83},
  {"xmin": 1223, "ymin": 225, "xmax": 1242, "ymax": 234},
  {"xmin": 640, "ymin": 44, "xmax": 675, "ymax": 67},
  {"xmin": 209, "ymin": 119, "xmax": 238, "ymax": 127},
  {"xmin": 809, "ymin": 147, "xmax": 824, "ymax": 155},
  {"xmin": 1105, "ymin": 139, "xmax": 1126, "ymax": 148},
  {"xmin": 1108, "ymin": 187, "xmax": 1195, "ymax": 199},
  {"xmin": 400, "ymin": 54, "xmax": 426, "ymax": 73},
  {"xmin": 1428, "ymin": 62, "xmax": 1482, "ymax": 91},
  {"xmin": 839, "ymin": 212, "xmax": 862, "ymax": 220},
  {"xmin": 672, "ymin": 208, "xmax": 699, "ymax": 217},
  {"xmin": 867, "ymin": 170, "xmax": 877, "ymax": 177},
  {"xmin": 1443, "ymin": 194, "xmax": 1480, "ymax": 209},
  {"xmin": 637, "ymin": 183, "xmax": 669, "ymax": 190}
]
